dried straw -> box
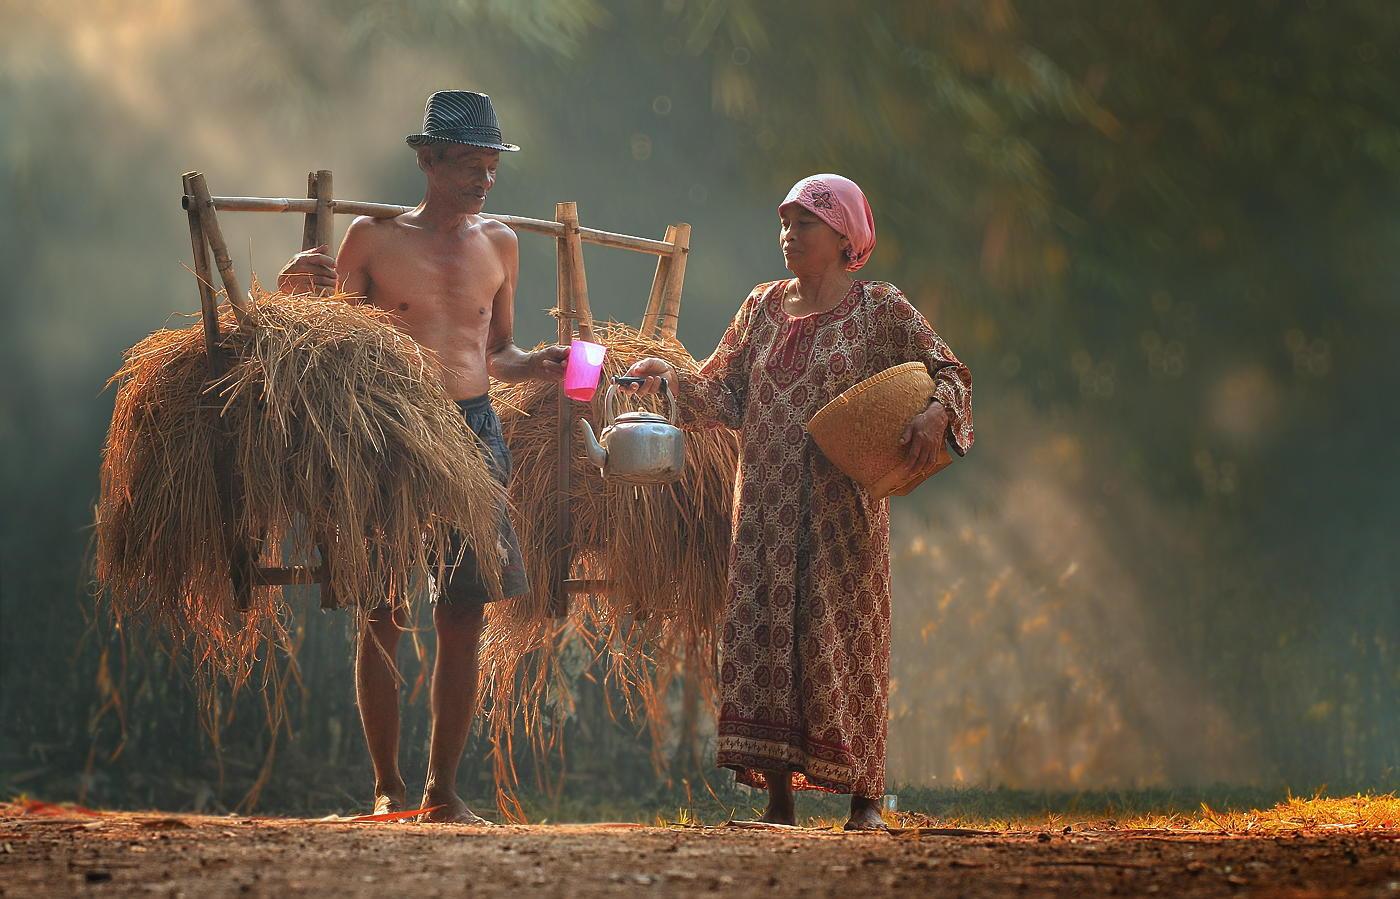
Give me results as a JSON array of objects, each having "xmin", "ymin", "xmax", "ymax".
[
  {"xmin": 95, "ymin": 290, "xmax": 506, "ymax": 693},
  {"xmin": 479, "ymin": 321, "xmax": 739, "ymax": 808}
]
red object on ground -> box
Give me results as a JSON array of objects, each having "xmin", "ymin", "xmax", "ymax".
[{"xmin": 16, "ymin": 799, "xmax": 104, "ymax": 818}]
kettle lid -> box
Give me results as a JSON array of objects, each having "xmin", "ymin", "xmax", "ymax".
[{"xmin": 613, "ymin": 410, "xmax": 670, "ymax": 424}]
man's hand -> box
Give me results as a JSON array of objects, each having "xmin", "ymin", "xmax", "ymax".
[
  {"xmin": 277, "ymin": 245, "xmax": 337, "ymax": 295},
  {"xmin": 531, "ymin": 345, "xmax": 569, "ymax": 380},
  {"xmin": 898, "ymin": 401, "xmax": 950, "ymax": 477},
  {"xmin": 621, "ymin": 357, "xmax": 675, "ymax": 396}
]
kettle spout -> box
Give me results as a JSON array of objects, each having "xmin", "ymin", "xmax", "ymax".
[{"xmin": 576, "ymin": 418, "xmax": 608, "ymax": 472}]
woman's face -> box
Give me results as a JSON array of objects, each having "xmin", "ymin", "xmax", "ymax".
[{"xmin": 780, "ymin": 204, "xmax": 848, "ymax": 275}]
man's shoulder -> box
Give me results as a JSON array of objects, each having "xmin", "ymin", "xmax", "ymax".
[
  {"xmin": 478, "ymin": 216, "xmax": 517, "ymax": 242},
  {"xmin": 344, "ymin": 214, "xmax": 419, "ymax": 259},
  {"xmin": 475, "ymin": 217, "xmax": 518, "ymax": 258},
  {"xmin": 344, "ymin": 214, "xmax": 397, "ymax": 244}
]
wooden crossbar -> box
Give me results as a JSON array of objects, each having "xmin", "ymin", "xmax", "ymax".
[{"xmin": 179, "ymin": 194, "xmax": 679, "ymax": 257}]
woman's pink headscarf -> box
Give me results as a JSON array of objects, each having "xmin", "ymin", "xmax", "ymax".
[{"xmin": 779, "ymin": 174, "xmax": 876, "ymax": 272}]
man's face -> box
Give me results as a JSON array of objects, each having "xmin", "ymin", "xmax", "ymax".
[{"xmin": 429, "ymin": 145, "xmax": 500, "ymax": 212}]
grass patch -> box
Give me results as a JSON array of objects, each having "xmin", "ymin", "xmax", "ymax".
[{"xmin": 628, "ymin": 783, "xmax": 1399, "ymax": 833}]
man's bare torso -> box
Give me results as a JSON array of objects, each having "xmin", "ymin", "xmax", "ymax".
[{"xmin": 338, "ymin": 212, "xmax": 513, "ymax": 400}]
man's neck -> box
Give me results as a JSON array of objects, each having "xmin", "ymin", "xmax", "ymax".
[{"xmin": 413, "ymin": 191, "xmax": 480, "ymax": 232}]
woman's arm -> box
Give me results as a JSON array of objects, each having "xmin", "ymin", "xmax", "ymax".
[
  {"xmin": 880, "ymin": 287, "xmax": 974, "ymax": 459},
  {"xmin": 625, "ymin": 285, "xmax": 766, "ymax": 430}
]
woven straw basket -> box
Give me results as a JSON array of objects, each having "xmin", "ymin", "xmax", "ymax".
[{"xmin": 806, "ymin": 362, "xmax": 953, "ymax": 500}]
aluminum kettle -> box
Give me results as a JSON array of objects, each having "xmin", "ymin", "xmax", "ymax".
[{"xmin": 576, "ymin": 377, "xmax": 685, "ymax": 484}]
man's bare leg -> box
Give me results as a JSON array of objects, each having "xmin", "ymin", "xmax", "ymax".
[
  {"xmin": 421, "ymin": 602, "xmax": 490, "ymax": 824},
  {"xmin": 356, "ymin": 604, "xmax": 407, "ymax": 814},
  {"xmin": 845, "ymin": 795, "xmax": 888, "ymax": 831},
  {"xmin": 758, "ymin": 768, "xmax": 796, "ymax": 825}
]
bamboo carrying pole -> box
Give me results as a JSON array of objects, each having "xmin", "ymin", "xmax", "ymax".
[{"xmin": 179, "ymin": 195, "xmax": 678, "ymax": 256}]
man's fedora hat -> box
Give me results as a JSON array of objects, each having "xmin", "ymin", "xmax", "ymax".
[{"xmin": 406, "ymin": 90, "xmax": 520, "ymax": 152}]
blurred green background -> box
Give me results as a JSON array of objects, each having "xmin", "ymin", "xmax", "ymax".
[{"xmin": 1, "ymin": 0, "xmax": 1396, "ymax": 817}]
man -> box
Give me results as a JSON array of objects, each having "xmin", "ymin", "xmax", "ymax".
[{"xmin": 279, "ymin": 90, "xmax": 567, "ymax": 824}]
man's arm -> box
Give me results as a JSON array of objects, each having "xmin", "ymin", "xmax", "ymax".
[
  {"xmin": 333, "ymin": 217, "xmax": 375, "ymax": 302},
  {"xmin": 275, "ymin": 215, "xmax": 376, "ymax": 299},
  {"xmin": 484, "ymin": 224, "xmax": 567, "ymax": 383}
]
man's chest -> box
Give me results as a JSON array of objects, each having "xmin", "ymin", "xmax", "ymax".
[{"xmin": 367, "ymin": 236, "xmax": 505, "ymax": 304}]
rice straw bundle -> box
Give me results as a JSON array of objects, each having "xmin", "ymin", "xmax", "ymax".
[
  {"xmin": 480, "ymin": 321, "xmax": 739, "ymax": 802},
  {"xmin": 95, "ymin": 290, "xmax": 506, "ymax": 689}
]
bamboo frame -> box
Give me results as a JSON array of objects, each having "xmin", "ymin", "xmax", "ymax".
[
  {"xmin": 640, "ymin": 225, "xmax": 677, "ymax": 338},
  {"xmin": 186, "ymin": 174, "xmax": 249, "ymax": 322},
  {"xmin": 301, "ymin": 170, "xmax": 338, "ymax": 607},
  {"xmin": 550, "ymin": 202, "xmax": 577, "ymax": 618},
  {"xmin": 178, "ymin": 170, "xmax": 691, "ymax": 619},
  {"xmin": 185, "ymin": 171, "xmax": 336, "ymax": 610},
  {"xmin": 641, "ymin": 223, "xmax": 691, "ymax": 339},
  {"xmin": 299, "ymin": 172, "xmax": 319, "ymax": 251},
  {"xmin": 183, "ymin": 173, "xmax": 222, "ymax": 369},
  {"xmin": 311, "ymin": 170, "xmax": 334, "ymax": 251},
  {"xmin": 184, "ymin": 172, "xmax": 254, "ymax": 610},
  {"xmin": 558, "ymin": 202, "xmax": 595, "ymax": 344},
  {"xmin": 656, "ymin": 223, "xmax": 691, "ymax": 339}
]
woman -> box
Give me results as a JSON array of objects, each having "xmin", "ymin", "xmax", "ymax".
[{"xmin": 626, "ymin": 174, "xmax": 973, "ymax": 830}]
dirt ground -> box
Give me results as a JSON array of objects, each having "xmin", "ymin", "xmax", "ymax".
[{"xmin": 1, "ymin": 805, "xmax": 1396, "ymax": 897}]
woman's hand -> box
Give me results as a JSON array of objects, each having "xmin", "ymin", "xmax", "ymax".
[
  {"xmin": 898, "ymin": 401, "xmax": 950, "ymax": 476},
  {"xmin": 621, "ymin": 357, "xmax": 675, "ymax": 396}
]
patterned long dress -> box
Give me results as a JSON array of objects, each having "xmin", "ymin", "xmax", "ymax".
[{"xmin": 675, "ymin": 279, "xmax": 974, "ymax": 798}]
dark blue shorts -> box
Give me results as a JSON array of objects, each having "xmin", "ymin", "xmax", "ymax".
[{"xmin": 435, "ymin": 394, "xmax": 529, "ymax": 605}]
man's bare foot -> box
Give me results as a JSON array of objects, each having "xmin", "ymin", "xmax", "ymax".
[
  {"xmin": 844, "ymin": 796, "xmax": 888, "ymax": 831},
  {"xmin": 372, "ymin": 781, "xmax": 407, "ymax": 816},
  {"xmin": 420, "ymin": 791, "xmax": 493, "ymax": 825}
]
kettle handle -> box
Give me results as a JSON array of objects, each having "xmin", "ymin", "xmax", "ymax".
[
  {"xmin": 608, "ymin": 376, "xmax": 677, "ymax": 423},
  {"xmin": 602, "ymin": 383, "xmax": 621, "ymax": 428}
]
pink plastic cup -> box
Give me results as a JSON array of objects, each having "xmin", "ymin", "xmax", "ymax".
[{"xmin": 563, "ymin": 339, "xmax": 607, "ymax": 402}]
